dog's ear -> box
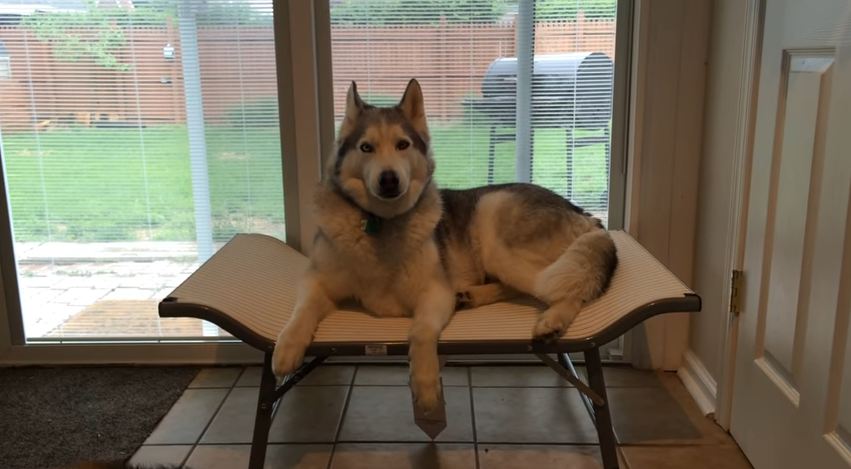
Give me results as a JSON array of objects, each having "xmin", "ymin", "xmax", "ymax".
[
  {"xmin": 398, "ymin": 79, "xmax": 428, "ymax": 135},
  {"xmin": 340, "ymin": 81, "xmax": 365, "ymax": 137}
]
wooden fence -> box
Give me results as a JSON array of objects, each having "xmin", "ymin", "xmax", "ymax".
[{"xmin": 0, "ymin": 18, "xmax": 615, "ymax": 130}]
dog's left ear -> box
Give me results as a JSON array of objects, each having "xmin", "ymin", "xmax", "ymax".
[{"xmin": 398, "ymin": 79, "xmax": 428, "ymax": 136}]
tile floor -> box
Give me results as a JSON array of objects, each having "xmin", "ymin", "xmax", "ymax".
[{"xmin": 130, "ymin": 364, "xmax": 753, "ymax": 469}]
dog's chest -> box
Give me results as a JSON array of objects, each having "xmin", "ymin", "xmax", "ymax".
[
  {"xmin": 346, "ymin": 248, "xmax": 434, "ymax": 317},
  {"xmin": 317, "ymin": 233, "xmax": 440, "ymax": 317}
]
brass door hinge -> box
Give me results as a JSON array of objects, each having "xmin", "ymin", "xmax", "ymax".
[{"xmin": 729, "ymin": 270, "xmax": 744, "ymax": 315}]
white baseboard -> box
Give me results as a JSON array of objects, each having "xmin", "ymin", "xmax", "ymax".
[{"xmin": 677, "ymin": 349, "xmax": 717, "ymax": 416}]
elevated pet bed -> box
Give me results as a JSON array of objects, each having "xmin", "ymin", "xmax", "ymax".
[{"xmin": 160, "ymin": 230, "xmax": 700, "ymax": 469}]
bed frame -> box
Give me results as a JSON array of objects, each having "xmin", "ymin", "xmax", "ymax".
[{"xmin": 160, "ymin": 231, "xmax": 701, "ymax": 469}]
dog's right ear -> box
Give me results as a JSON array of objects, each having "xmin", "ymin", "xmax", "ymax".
[{"xmin": 340, "ymin": 81, "xmax": 365, "ymax": 138}]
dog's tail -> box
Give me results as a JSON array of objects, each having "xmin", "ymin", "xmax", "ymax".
[{"xmin": 533, "ymin": 228, "xmax": 618, "ymax": 306}]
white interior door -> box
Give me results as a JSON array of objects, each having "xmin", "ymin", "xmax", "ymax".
[{"xmin": 731, "ymin": 1, "xmax": 851, "ymax": 468}]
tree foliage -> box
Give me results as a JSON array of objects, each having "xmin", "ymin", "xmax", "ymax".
[
  {"xmin": 535, "ymin": 0, "xmax": 617, "ymax": 20},
  {"xmin": 331, "ymin": 0, "xmax": 510, "ymax": 25},
  {"xmin": 20, "ymin": 0, "xmax": 269, "ymax": 71},
  {"xmin": 331, "ymin": 0, "xmax": 617, "ymax": 25},
  {"xmin": 21, "ymin": 0, "xmax": 170, "ymax": 71}
]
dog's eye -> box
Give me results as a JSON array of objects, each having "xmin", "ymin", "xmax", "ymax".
[
  {"xmin": 396, "ymin": 140, "xmax": 410, "ymax": 151},
  {"xmin": 359, "ymin": 143, "xmax": 374, "ymax": 153}
]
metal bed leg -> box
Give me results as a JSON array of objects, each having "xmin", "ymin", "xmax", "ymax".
[
  {"xmin": 248, "ymin": 354, "xmax": 327, "ymax": 469},
  {"xmin": 249, "ymin": 353, "xmax": 277, "ymax": 469},
  {"xmin": 556, "ymin": 352, "xmax": 596, "ymax": 420},
  {"xmin": 584, "ymin": 348, "xmax": 620, "ymax": 469}
]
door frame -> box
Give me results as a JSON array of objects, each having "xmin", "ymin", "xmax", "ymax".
[{"xmin": 711, "ymin": 0, "xmax": 765, "ymax": 429}]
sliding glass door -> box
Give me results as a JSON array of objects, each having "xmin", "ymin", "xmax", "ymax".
[
  {"xmin": 0, "ymin": 0, "xmax": 283, "ymax": 341},
  {"xmin": 0, "ymin": 0, "xmax": 628, "ymax": 360},
  {"xmin": 328, "ymin": 0, "xmax": 624, "ymax": 359},
  {"xmin": 329, "ymin": 0, "xmax": 617, "ymax": 224}
]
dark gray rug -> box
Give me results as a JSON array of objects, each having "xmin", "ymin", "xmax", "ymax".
[{"xmin": 0, "ymin": 366, "xmax": 199, "ymax": 469}]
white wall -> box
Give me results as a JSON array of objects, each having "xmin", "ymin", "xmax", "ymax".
[{"xmin": 626, "ymin": 0, "xmax": 711, "ymax": 370}]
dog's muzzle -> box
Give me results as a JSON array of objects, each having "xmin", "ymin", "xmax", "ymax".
[{"xmin": 377, "ymin": 170, "xmax": 402, "ymax": 199}]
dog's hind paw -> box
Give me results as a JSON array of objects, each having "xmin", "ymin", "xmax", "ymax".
[
  {"xmin": 532, "ymin": 316, "xmax": 566, "ymax": 343},
  {"xmin": 455, "ymin": 291, "xmax": 472, "ymax": 309}
]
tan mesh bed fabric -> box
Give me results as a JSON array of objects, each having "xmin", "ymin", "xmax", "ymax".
[{"xmin": 160, "ymin": 231, "xmax": 700, "ymax": 354}]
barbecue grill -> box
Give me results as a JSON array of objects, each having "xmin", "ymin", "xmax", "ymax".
[{"xmin": 466, "ymin": 52, "xmax": 614, "ymax": 200}]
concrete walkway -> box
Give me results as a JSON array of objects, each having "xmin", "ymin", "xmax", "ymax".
[{"xmin": 16, "ymin": 241, "xmax": 208, "ymax": 339}]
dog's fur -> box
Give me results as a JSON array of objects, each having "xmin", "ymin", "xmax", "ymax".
[{"xmin": 273, "ymin": 79, "xmax": 617, "ymax": 415}]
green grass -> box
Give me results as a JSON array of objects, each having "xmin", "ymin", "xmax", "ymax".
[
  {"xmin": 3, "ymin": 125, "xmax": 285, "ymax": 242},
  {"xmin": 1, "ymin": 121, "xmax": 608, "ymax": 243},
  {"xmin": 431, "ymin": 120, "xmax": 609, "ymax": 202}
]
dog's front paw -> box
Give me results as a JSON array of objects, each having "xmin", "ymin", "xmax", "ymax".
[
  {"xmin": 272, "ymin": 340, "xmax": 307, "ymax": 378},
  {"xmin": 411, "ymin": 379, "xmax": 442, "ymax": 416},
  {"xmin": 532, "ymin": 316, "xmax": 566, "ymax": 343}
]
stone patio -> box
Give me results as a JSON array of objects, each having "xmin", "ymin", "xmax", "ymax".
[{"xmin": 16, "ymin": 241, "xmax": 228, "ymax": 340}]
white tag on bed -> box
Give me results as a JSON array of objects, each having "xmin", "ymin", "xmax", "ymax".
[
  {"xmin": 364, "ymin": 344, "xmax": 387, "ymax": 356},
  {"xmin": 412, "ymin": 378, "xmax": 447, "ymax": 440}
]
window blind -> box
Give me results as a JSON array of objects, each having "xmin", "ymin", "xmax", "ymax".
[
  {"xmin": 0, "ymin": 0, "xmax": 282, "ymax": 339},
  {"xmin": 330, "ymin": 0, "xmax": 617, "ymax": 221}
]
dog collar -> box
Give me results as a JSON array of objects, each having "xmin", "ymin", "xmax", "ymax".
[{"xmin": 361, "ymin": 212, "xmax": 382, "ymax": 236}]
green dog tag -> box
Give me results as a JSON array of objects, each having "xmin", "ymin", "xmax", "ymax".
[{"xmin": 361, "ymin": 214, "xmax": 381, "ymax": 235}]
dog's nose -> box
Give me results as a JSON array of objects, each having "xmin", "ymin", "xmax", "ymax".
[{"xmin": 378, "ymin": 170, "xmax": 401, "ymax": 198}]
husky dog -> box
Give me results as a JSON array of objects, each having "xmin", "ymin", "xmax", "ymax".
[{"xmin": 273, "ymin": 79, "xmax": 617, "ymax": 415}]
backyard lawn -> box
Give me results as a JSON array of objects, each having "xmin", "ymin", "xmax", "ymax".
[{"xmin": 1, "ymin": 122, "xmax": 608, "ymax": 243}]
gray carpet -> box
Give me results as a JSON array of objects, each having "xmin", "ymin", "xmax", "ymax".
[{"xmin": 0, "ymin": 366, "xmax": 199, "ymax": 469}]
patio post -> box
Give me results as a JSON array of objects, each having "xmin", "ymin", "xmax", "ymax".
[
  {"xmin": 178, "ymin": 3, "xmax": 214, "ymax": 262},
  {"xmin": 514, "ymin": 0, "xmax": 535, "ymax": 183}
]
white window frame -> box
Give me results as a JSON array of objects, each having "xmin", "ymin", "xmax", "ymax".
[{"xmin": 0, "ymin": 0, "xmax": 635, "ymax": 364}]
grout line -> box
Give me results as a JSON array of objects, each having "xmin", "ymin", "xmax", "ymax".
[
  {"xmin": 468, "ymin": 368, "xmax": 481, "ymax": 469},
  {"xmin": 330, "ymin": 440, "xmax": 595, "ymax": 445},
  {"xmin": 230, "ymin": 366, "xmax": 249, "ymax": 389},
  {"xmin": 325, "ymin": 364, "xmax": 359, "ymax": 469},
  {"xmin": 345, "ymin": 383, "xmax": 471, "ymax": 387}
]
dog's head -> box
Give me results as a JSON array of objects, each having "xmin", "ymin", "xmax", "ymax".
[{"xmin": 329, "ymin": 79, "xmax": 434, "ymax": 219}]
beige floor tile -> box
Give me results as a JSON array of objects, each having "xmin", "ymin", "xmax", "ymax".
[
  {"xmin": 470, "ymin": 364, "xmax": 662, "ymax": 388},
  {"xmin": 470, "ymin": 365, "xmax": 573, "ymax": 387},
  {"xmin": 200, "ymin": 387, "xmax": 262, "ymax": 444},
  {"xmin": 473, "ymin": 387, "xmax": 598, "ymax": 443},
  {"xmin": 269, "ymin": 386, "xmax": 351, "ymax": 442},
  {"xmin": 127, "ymin": 445, "xmax": 192, "ymax": 468},
  {"xmin": 620, "ymin": 445, "xmax": 753, "ymax": 469},
  {"xmin": 299, "ymin": 365, "xmax": 356, "ymax": 385},
  {"xmin": 608, "ymin": 387, "xmax": 702, "ymax": 444},
  {"xmin": 339, "ymin": 386, "xmax": 474, "ymax": 442},
  {"xmin": 200, "ymin": 386, "xmax": 348, "ymax": 443},
  {"xmin": 189, "ymin": 367, "xmax": 242, "ymax": 388},
  {"xmin": 478, "ymin": 444, "xmax": 603, "ymax": 469},
  {"xmin": 237, "ymin": 365, "xmax": 356, "ymax": 387},
  {"xmin": 354, "ymin": 365, "xmax": 469, "ymax": 386},
  {"xmin": 601, "ymin": 367, "xmax": 663, "ymax": 387},
  {"xmin": 144, "ymin": 388, "xmax": 229, "ymax": 445},
  {"xmin": 235, "ymin": 367, "xmax": 263, "ymax": 387},
  {"xmin": 184, "ymin": 444, "xmax": 333, "ymax": 469},
  {"xmin": 329, "ymin": 443, "xmax": 475, "ymax": 469},
  {"xmin": 657, "ymin": 373, "xmax": 740, "ymax": 446}
]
